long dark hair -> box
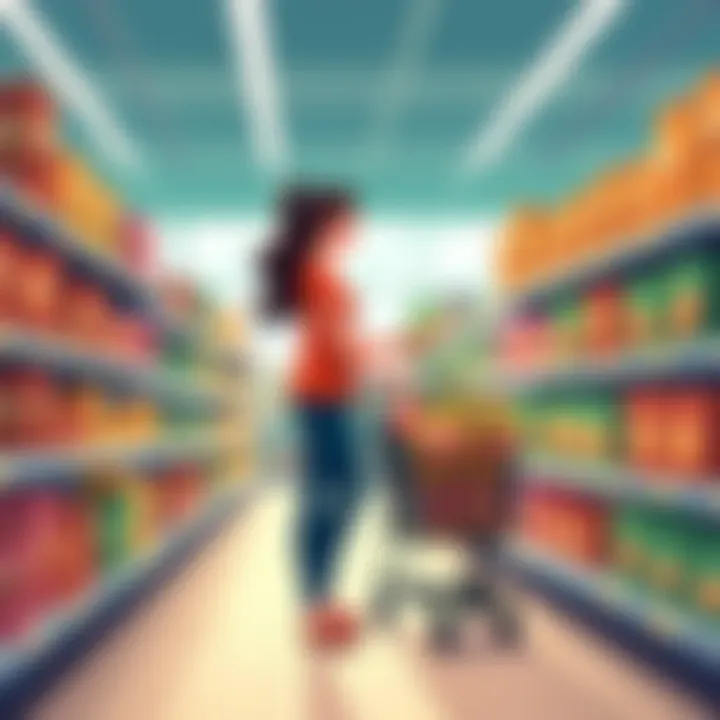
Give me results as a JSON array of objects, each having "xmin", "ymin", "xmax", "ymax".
[{"xmin": 261, "ymin": 186, "xmax": 353, "ymax": 320}]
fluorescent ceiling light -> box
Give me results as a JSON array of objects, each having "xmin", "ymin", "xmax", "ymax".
[
  {"xmin": 2, "ymin": 0, "xmax": 142, "ymax": 168},
  {"xmin": 464, "ymin": 0, "xmax": 626, "ymax": 173},
  {"xmin": 367, "ymin": 0, "xmax": 440, "ymax": 166},
  {"xmin": 225, "ymin": 0, "xmax": 288, "ymax": 172}
]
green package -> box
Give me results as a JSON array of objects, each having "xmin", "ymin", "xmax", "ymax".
[
  {"xmin": 625, "ymin": 272, "xmax": 665, "ymax": 348},
  {"xmin": 552, "ymin": 297, "xmax": 582, "ymax": 361},
  {"xmin": 644, "ymin": 513, "xmax": 690, "ymax": 607},
  {"xmin": 663, "ymin": 252, "xmax": 720, "ymax": 342},
  {"xmin": 97, "ymin": 491, "xmax": 132, "ymax": 570},
  {"xmin": 583, "ymin": 394, "xmax": 620, "ymax": 461},
  {"xmin": 612, "ymin": 506, "xmax": 651, "ymax": 590},
  {"xmin": 685, "ymin": 525, "xmax": 720, "ymax": 623}
]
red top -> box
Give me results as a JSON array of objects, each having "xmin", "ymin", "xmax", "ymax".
[{"xmin": 291, "ymin": 264, "xmax": 358, "ymax": 402}]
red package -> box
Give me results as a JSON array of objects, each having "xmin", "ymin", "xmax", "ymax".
[
  {"xmin": 119, "ymin": 215, "xmax": 156, "ymax": 279},
  {"xmin": 8, "ymin": 369, "xmax": 64, "ymax": 448},
  {"xmin": 0, "ymin": 230, "xmax": 21, "ymax": 325},
  {"xmin": 584, "ymin": 283, "xmax": 625, "ymax": 356},
  {"xmin": 62, "ymin": 280, "xmax": 112, "ymax": 348},
  {"xmin": 15, "ymin": 245, "xmax": 64, "ymax": 332},
  {"xmin": 0, "ymin": 80, "xmax": 56, "ymax": 166}
]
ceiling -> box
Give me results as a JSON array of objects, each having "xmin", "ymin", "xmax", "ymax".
[{"xmin": 0, "ymin": 0, "xmax": 718, "ymax": 218}]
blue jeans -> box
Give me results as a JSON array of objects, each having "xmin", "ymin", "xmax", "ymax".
[{"xmin": 295, "ymin": 401, "xmax": 360, "ymax": 603}]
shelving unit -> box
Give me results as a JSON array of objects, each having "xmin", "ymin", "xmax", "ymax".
[
  {"xmin": 522, "ymin": 455, "xmax": 720, "ymax": 518},
  {"xmin": 0, "ymin": 84, "xmax": 254, "ymax": 709},
  {"xmin": 507, "ymin": 205, "xmax": 720, "ymax": 315},
  {"xmin": 0, "ymin": 482, "xmax": 252, "ymax": 707},
  {"xmin": 499, "ymin": 336, "xmax": 720, "ymax": 393},
  {"xmin": 513, "ymin": 544, "xmax": 720, "ymax": 665},
  {"xmin": 0, "ymin": 186, "xmax": 154, "ymax": 314},
  {"xmin": 0, "ymin": 433, "xmax": 234, "ymax": 487},
  {"xmin": 0, "ymin": 328, "xmax": 224, "ymax": 409},
  {"xmin": 498, "ymin": 203, "xmax": 720, "ymax": 694}
]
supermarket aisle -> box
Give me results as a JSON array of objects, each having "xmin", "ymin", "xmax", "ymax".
[{"xmin": 35, "ymin": 487, "xmax": 709, "ymax": 720}]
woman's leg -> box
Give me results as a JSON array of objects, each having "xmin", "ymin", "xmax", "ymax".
[
  {"xmin": 296, "ymin": 402, "xmax": 360, "ymax": 604},
  {"xmin": 296, "ymin": 404, "xmax": 335, "ymax": 603}
]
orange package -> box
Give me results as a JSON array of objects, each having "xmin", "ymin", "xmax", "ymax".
[
  {"xmin": 666, "ymin": 389, "xmax": 720, "ymax": 476},
  {"xmin": 584, "ymin": 283, "xmax": 625, "ymax": 357},
  {"xmin": 651, "ymin": 97, "xmax": 703, "ymax": 221},
  {"xmin": 626, "ymin": 389, "xmax": 669, "ymax": 473},
  {"xmin": 694, "ymin": 72, "xmax": 720, "ymax": 203}
]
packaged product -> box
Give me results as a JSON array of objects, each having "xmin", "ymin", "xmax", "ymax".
[
  {"xmin": 0, "ymin": 230, "xmax": 20, "ymax": 324},
  {"xmin": 119, "ymin": 214, "xmax": 156, "ymax": 278},
  {"xmin": 95, "ymin": 484, "xmax": 133, "ymax": 570},
  {"xmin": 65, "ymin": 383, "xmax": 111, "ymax": 444},
  {"xmin": 666, "ymin": 388, "xmax": 720, "ymax": 475},
  {"xmin": 10, "ymin": 368, "xmax": 64, "ymax": 447},
  {"xmin": 15, "ymin": 245, "xmax": 64, "ymax": 332},
  {"xmin": 624, "ymin": 271, "xmax": 665, "ymax": 347},
  {"xmin": 583, "ymin": 283, "xmax": 625, "ymax": 356},
  {"xmin": 687, "ymin": 524, "xmax": 720, "ymax": 622},
  {"xmin": 551, "ymin": 296, "xmax": 582, "ymax": 362},
  {"xmin": 663, "ymin": 252, "xmax": 720, "ymax": 342},
  {"xmin": 625, "ymin": 389, "xmax": 668, "ymax": 472},
  {"xmin": 613, "ymin": 506, "xmax": 651, "ymax": 587},
  {"xmin": 62, "ymin": 278, "xmax": 112, "ymax": 348},
  {"xmin": 0, "ymin": 492, "xmax": 44, "ymax": 640},
  {"xmin": 644, "ymin": 513, "xmax": 690, "ymax": 604}
]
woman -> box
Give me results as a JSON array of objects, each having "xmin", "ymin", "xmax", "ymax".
[{"xmin": 262, "ymin": 186, "xmax": 362, "ymax": 649}]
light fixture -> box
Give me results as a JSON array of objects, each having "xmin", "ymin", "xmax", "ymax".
[
  {"xmin": 224, "ymin": 0, "xmax": 288, "ymax": 172},
  {"xmin": 463, "ymin": 0, "xmax": 626, "ymax": 173}
]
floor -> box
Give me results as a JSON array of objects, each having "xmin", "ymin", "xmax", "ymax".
[{"xmin": 34, "ymin": 487, "xmax": 711, "ymax": 720}]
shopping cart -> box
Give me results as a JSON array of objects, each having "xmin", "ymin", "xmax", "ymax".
[{"xmin": 371, "ymin": 415, "xmax": 523, "ymax": 651}]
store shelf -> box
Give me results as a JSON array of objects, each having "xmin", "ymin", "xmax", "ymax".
[
  {"xmin": 499, "ymin": 336, "xmax": 720, "ymax": 393},
  {"xmin": 0, "ymin": 187, "xmax": 155, "ymax": 313},
  {"xmin": 513, "ymin": 544, "xmax": 720, "ymax": 666},
  {"xmin": 0, "ymin": 433, "xmax": 232, "ymax": 487},
  {"xmin": 0, "ymin": 483, "xmax": 251, "ymax": 707},
  {"xmin": 0, "ymin": 329, "xmax": 222, "ymax": 409},
  {"xmin": 506, "ymin": 206, "xmax": 720, "ymax": 315},
  {"xmin": 522, "ymin": 455, "xmax": 720, "ymax": 518}
]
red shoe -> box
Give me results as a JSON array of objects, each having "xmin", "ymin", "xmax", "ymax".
[{"xmin": 306, "ymin": 604, "xmax": 360, "ymax": 650}]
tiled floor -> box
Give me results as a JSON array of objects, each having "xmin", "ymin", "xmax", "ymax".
[{"xmin": 34, "ymin": 487, "xmax": 711, "ymax": 720}]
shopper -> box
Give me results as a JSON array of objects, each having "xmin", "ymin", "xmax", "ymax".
[{"xmin": 261, "ymin": 186, "xmax": 362, "ymax": 649}]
